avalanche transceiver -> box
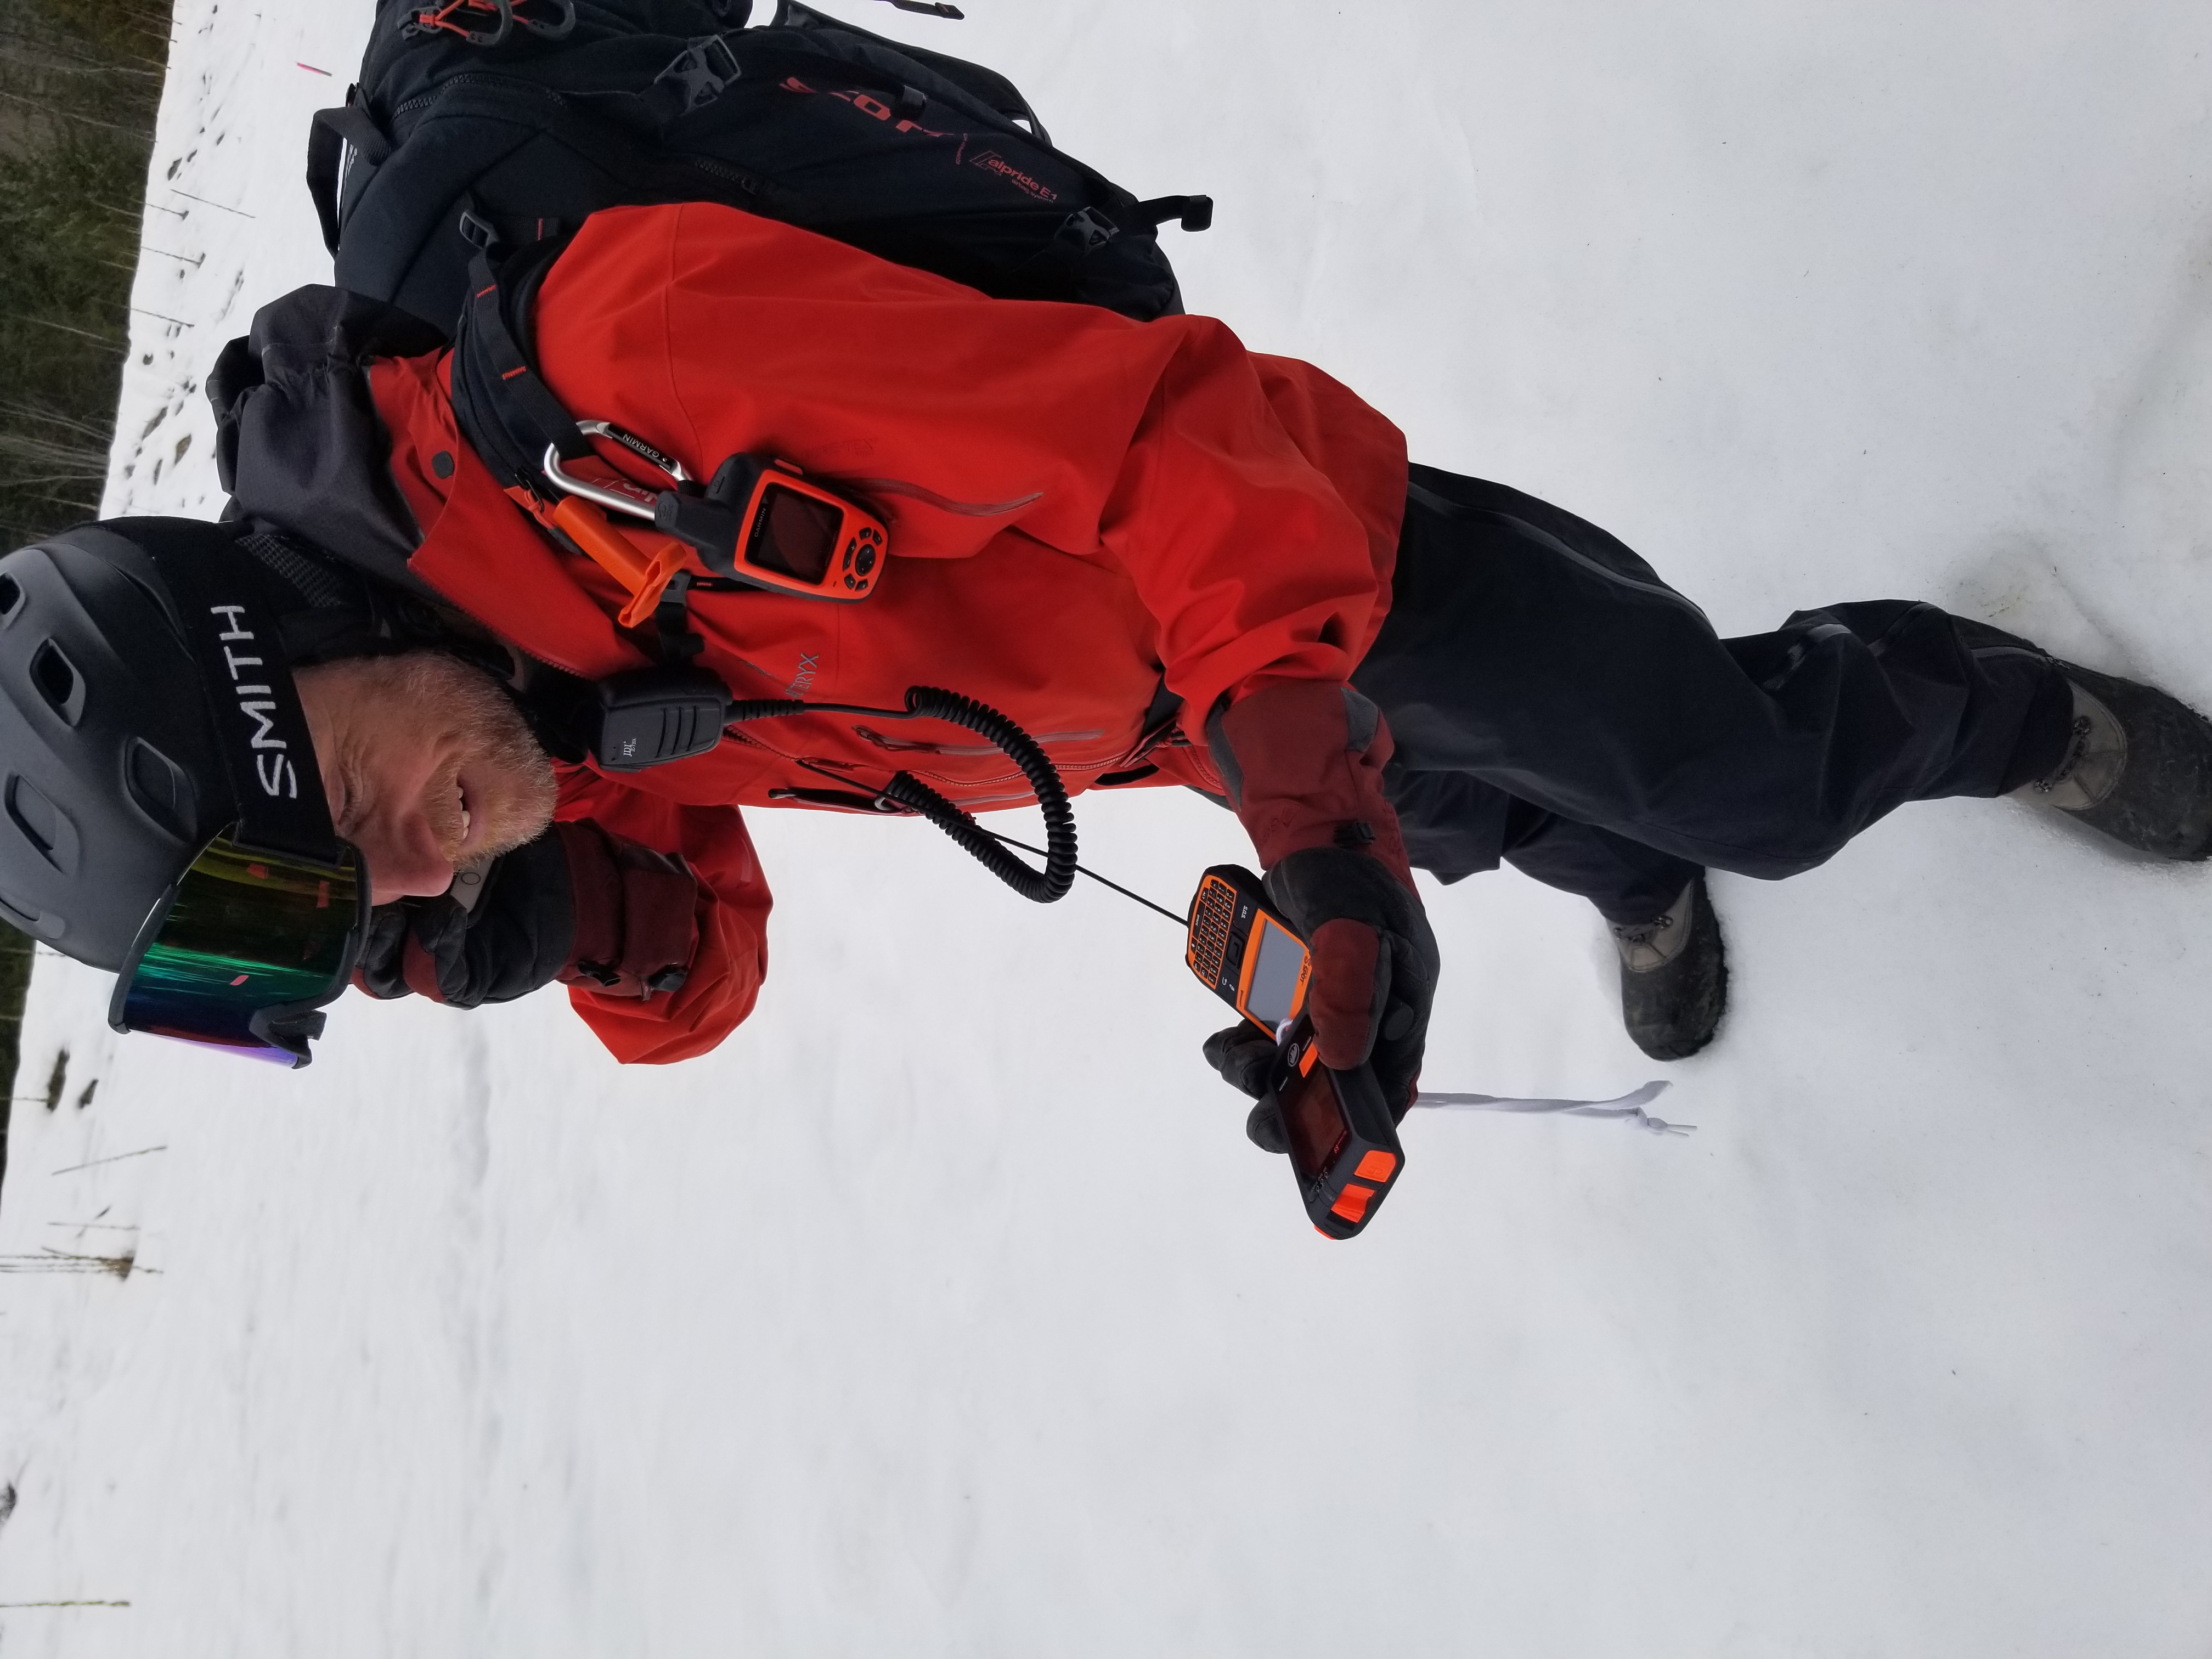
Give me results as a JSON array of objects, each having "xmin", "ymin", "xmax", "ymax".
[{"xmin": 1186, "ymin": 865, "xmax": 1405, "ymax": 1239}]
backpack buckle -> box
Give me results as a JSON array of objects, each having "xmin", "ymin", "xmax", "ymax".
[
  {"xmin": 656, "ymin": 35, "xmax": 744, "ymax": 116},
  {"xmin": 1056, "ymin": 207, "xmax": 1120, "ymax": 254},
  {"xmin": 510, "ymin": 0, "xmax": 575, "ymax": 38},
  {"xmin": 456, "ymin": 206, "xmax": 502, "ymax": 252}
]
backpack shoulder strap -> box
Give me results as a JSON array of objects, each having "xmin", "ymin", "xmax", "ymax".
[{"xmin": 449, "ymin": 238, "xmax": 589, "ymax": 499}]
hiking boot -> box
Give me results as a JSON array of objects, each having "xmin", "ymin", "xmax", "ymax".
[
  {"xmin": 1610, "ymin": 876, "xmax": 1727, "ymax": 1062},
  {"xmin": 2011, "ymin": 664, "xmax": 2212, "ymax": 860}
]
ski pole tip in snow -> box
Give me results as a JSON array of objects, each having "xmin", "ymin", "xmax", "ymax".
[{"xmin": 1412, "ymin": 1080, "xmax": 1694, "ymax": 1136}]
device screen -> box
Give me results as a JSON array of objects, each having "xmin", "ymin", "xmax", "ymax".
[
  {"xmin": 1279, "ymin": 1058, "xmax": 1351, "ymax": 1181},
  {"xmin": 1244, "ymin": 913, "xmax": 1308, "ymax": 1030},
  {"xmin": 749, "ymin": 484, "xmax": 844, "ymax": 583}
]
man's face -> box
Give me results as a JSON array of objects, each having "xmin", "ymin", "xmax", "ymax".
[{"xmin": 293, "ymin": 652, "xmax": 558, "ymax": 905}]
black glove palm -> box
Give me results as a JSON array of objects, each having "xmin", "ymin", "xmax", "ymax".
[
  {"xmin": 354, "ymin": 831, "xmax": 575, "ymax": 1008},
  {"xmin": 1201, "ymin": 1023, "xmax": 1293, "ymax": 1151},
  {"xmin": 354, "ymin": 822, "xmax": 697, "ymax": 1008},
  {"xmin": 1268, "ymin": 846, "xmax": 1437, "ymax": 1109}
]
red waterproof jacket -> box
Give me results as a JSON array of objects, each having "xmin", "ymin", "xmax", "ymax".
[{"xmin": 367, "ymin": 202, "xmax": 1409, "ymax": 1062}]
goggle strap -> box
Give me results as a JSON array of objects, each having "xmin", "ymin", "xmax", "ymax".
[{"xmin": 137, "ymin": 532, "xmax": 343, "ymax": 865}]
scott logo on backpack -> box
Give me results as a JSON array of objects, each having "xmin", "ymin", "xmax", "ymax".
[{"xmin": 313, "ymin": 0, "xmax": 1213, "ymax": 338}]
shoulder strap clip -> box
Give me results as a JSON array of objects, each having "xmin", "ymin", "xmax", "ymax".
[{"xmin": 653, "ymin": 34, "xmax": 744, "ymax": 119}]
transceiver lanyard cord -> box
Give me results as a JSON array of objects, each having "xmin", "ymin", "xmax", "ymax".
[{"xmin": 975, "ymin": 826, "xmax": 1694, "ymax": 1136}]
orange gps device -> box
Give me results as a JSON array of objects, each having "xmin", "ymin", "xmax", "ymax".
[
  {"xmin": 1186, "ymin": 865, "xmax": 1404, "ymax": 1239},
  {"xmin": 655, "ymin": 453, "xmax": 888, "ymax": 603},
  {"xmin": 540, "ymin": 422, "xmax": 889, "ymax": 619}
]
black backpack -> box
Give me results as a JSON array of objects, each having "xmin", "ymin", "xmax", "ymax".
[{"xmin": 310, "ymin": 0, "xmax": 1212, "ymax": 336}]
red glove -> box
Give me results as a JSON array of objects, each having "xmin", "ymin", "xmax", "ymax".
[
  {"xmin": 555, "ymin": 820, "xmax": 699, "ymax": 1000},
  {"xmin": 1206, "ymin": 679, "xmax": 1438, "ymax": 1114}
]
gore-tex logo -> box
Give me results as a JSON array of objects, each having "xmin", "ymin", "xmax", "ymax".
[
  {"xmin": 969, "ymin": 150, "xmax": 1057, "ymax": 204},
  {"xmin": 207, "ymin": 605, "xmax": 298, "ymax": 799}
]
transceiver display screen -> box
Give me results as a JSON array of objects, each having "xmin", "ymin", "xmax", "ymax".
[
  {"xmin": 1244, "ymin": 912, "xmax": 1308, "ymax": 1031},
  {"xmin": 748, "ymin": 483, "xmax": 845, "ymax": 583}
]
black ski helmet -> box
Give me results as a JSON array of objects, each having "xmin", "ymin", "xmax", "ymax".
[{"xmin": 0, "ymin": 520, "xmax": 276, "ymax": 968}]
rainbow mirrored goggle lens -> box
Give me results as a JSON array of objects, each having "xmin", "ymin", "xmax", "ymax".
[{"xmin": 110, "ymin": 832, "xmax": 365, "ymax": 1068}]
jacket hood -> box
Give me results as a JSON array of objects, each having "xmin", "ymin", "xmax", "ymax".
[{"xmin": 209, "ymin": 285, "xmax": 449, "ymax": 599}]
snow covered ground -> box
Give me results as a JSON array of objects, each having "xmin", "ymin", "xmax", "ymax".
[{"xmin": 1, "ymin": 1, "xmax": 2209, "ymax": 1653}]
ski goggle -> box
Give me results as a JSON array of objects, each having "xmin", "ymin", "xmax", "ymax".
[{"xmin": 108, "ymin": 829, "xmax": 368, "ymax": 1068}]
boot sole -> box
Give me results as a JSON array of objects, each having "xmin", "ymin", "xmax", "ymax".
[{"xmin": 2049, "ymin": 664, "xmax": 2212, "ymax": 861}]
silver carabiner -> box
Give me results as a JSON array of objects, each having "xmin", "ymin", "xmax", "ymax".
[{"xmin": 540, "ymin": 420, "xmax": 692, "ymax": 524}]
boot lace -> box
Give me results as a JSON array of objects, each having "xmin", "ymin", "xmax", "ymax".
[
  {"xmin": 2028, "ymin": 713, "xmax": 2095, "ymax": 794},
  {"xmin": 1610, "ymin": 912, "xmax": 1674, "ymax": 947}
]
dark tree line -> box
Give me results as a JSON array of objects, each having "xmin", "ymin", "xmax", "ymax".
[
  {"xmin": 0, "ymin": 0, "xmax": 168, "ymax": 1129},
  {"xmin": 0, "ymin": 0, "xmax": 167, "ymax": 541}
]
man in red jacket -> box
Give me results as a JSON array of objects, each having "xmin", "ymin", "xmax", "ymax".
[{"xmin": 15, "ymin": 200, "xmax": 2207, "ymax": 1112}]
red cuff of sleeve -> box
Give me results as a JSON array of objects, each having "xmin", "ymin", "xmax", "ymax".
[
  {"xmin": 554, "ymin": 820, "xmax": 699, "ymax": 1000},
  {"xmin": 1215, "ymin": 678, "xmax": 1413, "ymax": 885},
  {"xmin": 558, "ymin": 821, "xmax": 623, "ymax": 982}
]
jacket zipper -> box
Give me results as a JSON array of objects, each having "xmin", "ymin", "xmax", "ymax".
[
  {"xmin": 852, "ymin": 724, "xmax": 1103, "ymax": 757},
  {"xmin": 727, "ymin": 724, "xmax": 1109, "ymax": 803}
]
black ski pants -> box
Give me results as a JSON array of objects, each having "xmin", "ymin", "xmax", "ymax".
[{"xmin": 1351, "ymin": 466, "xmax": 2075, "ymax": 923}]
